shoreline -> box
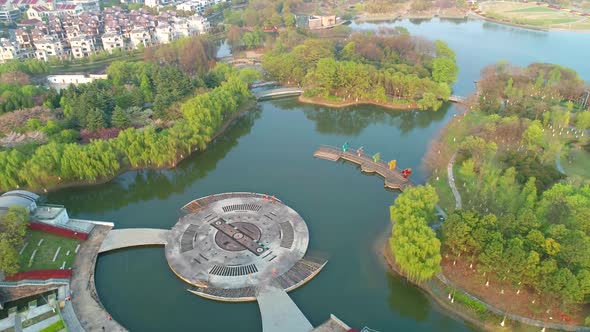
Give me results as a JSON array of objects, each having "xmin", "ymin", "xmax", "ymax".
[
  {"xmin": 298, "ymin": 95, "xmax": 417, "ymax": 110},
  {"xmin": 377, "ymin": 232, "xmax": 500, "ymax": 332},
  {"xmin": 354, "ymin": 10, "xmax": 590, "ymax": 33},
  {"xmin": 5, "ymin": 99, "xmax": 257, "ymax": 195},
  {"xmin": 380, "ymin": 236, "xmax": 589, "ymax": 331}
]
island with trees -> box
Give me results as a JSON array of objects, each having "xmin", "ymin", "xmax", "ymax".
[
  {"xmin": 385, "ymin": 62, "xmax": 590, "ymax": 328},
  {"xmin": 261, "ymin": 30, "xmax": 458, "ymax": 111}
]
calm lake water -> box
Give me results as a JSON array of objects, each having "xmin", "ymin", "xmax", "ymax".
[{"xmin": 47, "ymin": 18, "xmax": 590, "ymax": 331}]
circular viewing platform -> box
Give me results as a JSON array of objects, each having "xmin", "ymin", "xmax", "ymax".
[{"xmin": 165, "ymin": 193, "xmax": 326, "ymax": 302}]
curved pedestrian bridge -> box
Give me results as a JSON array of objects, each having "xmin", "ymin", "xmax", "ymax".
[
  {"xmin": 313, "ymin": 145, "xmax": 412, "ymax": 191},
  {"xmin": 254, "ymin": 88, "xmax": 304, "ymax": 101},
  {"xmin": 98, "ymin": 228, "xmax": 169, "ymax": 253}
]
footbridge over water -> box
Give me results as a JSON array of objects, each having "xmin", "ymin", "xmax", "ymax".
[
  {"xmin": 254, "ymin": 88, "xmax": 304, "ymax": 101},
  {"xmin": 313, "ymin": 145, "xmax": 412, "ymax": 191},
  {"xmin": 98, "ymin": 228, "xmax": 169, "ymax": 253}
]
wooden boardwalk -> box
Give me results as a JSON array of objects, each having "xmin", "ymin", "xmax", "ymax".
[
  {"xmin": 313, "ymin": 145, "xmax": 412, "ymax": 191},
  {"xmin": 254, "ymin": 88, "xmax": 303, "ymax": 101}
]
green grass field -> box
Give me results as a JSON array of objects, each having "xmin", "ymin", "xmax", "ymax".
[
  {"xmin": 561, "ymin": 147, "xmax": 590, "ymax": 181},
  {"xmin": 509, "ymin": 6, "xmax": 557, "ymax": 13},
  {"xmin": 18, "ymin": 231, "xmax": 79, "ymax": 272},
  {"xmin": 481, "ymin": 1, "xmax": 590, "ymax": 29}
]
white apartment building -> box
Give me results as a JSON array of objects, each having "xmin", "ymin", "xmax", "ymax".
[
  {"xmin": 34, "ymin": 35, "xmax": 68, "ymax": 61},
  {"xmin": 69, "ymin": 34, "xmax": 97, "ymax": 58},
  {"xmin": 129, "ymin": 27, "xmax": 152, "ymax": 48},
  {"xmin": 101, "ymin": 31, "xmax": 128, "ymax": 53}
]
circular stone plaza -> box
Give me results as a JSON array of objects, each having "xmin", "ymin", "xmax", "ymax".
[
  {"xmin": 165, "ymin": 192, "xmax": 326, "ymax": 301},
  {"xmin": 64, "ymin": 192, "xmax": 349, "ymax": 332}
]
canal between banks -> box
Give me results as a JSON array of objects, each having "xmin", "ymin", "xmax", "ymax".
[{"xmin": 48, "ymin": 18, "xmax": 590, "ymax": 331}]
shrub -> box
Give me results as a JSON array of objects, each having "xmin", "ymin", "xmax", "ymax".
[{"xmin": 452, "ymin": 290, "xmax": 487, "ymax": 315}]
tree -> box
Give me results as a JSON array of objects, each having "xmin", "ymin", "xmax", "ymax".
[
  {"xmin": 390, "ymin": 185, "xmax": 441, "ymax": 282},
  {"xmin": 0, "ymin": 206, "xmax": 29, "ymax": 274},
  {"xmin": 523, "ymin": 120, "xmax": 545, "ymax": 149},
  {"xmin": 432, "ymin": 57, "xmax": 458, "ymax": 85},
  {"xmin": 575, "ymin": 112, "xmax": 590, "ymax": 130},
  {"xmin": 112, "ymin": 106, "xmax": 131, "ymax": 129},
  {"xmin": 0, "ymin": 239, "xmax": 19, "ymax": 275},
  {"xmin": 0, "ymin": 206, "xmax": 28, "ymax": 246},
  {"xmin": 390, "ymin": 215, "xmax": 442, "ymax": 282},
  {"xmin": 86, "ymin": 108, "xmax": 107, "ymax": 131}
]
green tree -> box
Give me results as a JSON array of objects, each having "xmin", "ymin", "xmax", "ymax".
[
  {"xmin": 112, "ymin": 107, "xmax": 131, "ymax": 129},
  {"xmin": 390, "ymin": 185, "xmax": 441, "ymax": 282}
]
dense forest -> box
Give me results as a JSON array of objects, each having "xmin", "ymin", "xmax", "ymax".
[
  {"xmin": 262, "ymin": 30, "xmax": 457, "ymax": 110},
  {"xmin": 391, "ymin": 63, "xmax": 590, "ymax": 316}
]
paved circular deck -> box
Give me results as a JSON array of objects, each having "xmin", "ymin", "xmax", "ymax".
[{"xmin": 165, "ymin": 193, "xmax": 311, "ymax": 300}]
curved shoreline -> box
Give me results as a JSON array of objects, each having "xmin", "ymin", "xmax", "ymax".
[
  {"xmin": 380, "ymin": 242, "xmax": 500, "ymax": 332},
  {"xmin": 355, "ymin": 10, "xmax": 590, "ymax": 33},
  {"xmin": 298, "ymin": 95, "xmax": 418, "ymax": 110},
  {"xmin": 2, "ymin": 99, "xmax": 257, "ymax": 195},
  {"xmin": 381, "ymin": 238, "xmax": 589, "ymax": 331}
]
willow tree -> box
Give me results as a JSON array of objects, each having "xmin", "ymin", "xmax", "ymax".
[{"xmin": 390, "ymin": 185, "xmax": 441, "ymax": 282}]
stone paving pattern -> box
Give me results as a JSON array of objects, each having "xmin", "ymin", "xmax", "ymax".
[{"xmin": 166, "ymin": 193, "xmax": 309, "ymax": 293}]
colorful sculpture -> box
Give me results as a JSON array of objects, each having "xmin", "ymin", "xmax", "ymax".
[
  {"xmin": 388, "ymin": 160, "xmax": 397, "ymax": 170},
  {"xmin": 372, "ymin": 153, "xmax": 381, "ymax": 163},
  {"xmin": 342, "ymin": 142, "xmax": 349, "ymax": 152},
  {"xmin": 401, "ymin": 168, "xmax": 412, "ymax": 179}
]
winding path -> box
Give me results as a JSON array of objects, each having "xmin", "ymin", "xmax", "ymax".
[
  {"xmin": 448, "ymin": 152, "xmax": 462, "ymax": 209},
  {"xmin": 70, "ymin": 224, "xmax": 127, "ymax": 332}
]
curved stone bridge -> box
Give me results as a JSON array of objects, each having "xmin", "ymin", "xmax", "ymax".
[{"xmin": 99, "ymin": 228, "xmax": 169, "ymax": 253}]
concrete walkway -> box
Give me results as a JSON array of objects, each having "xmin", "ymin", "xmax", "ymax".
[
  {"xmin": 99, "ymin": 228, "xmax": 169, "ymax": 253},
  {"xmin": 257, "ymin": 283, "xmax": 313, "ymax": 332},
  {"xmin": 61, "ymin": 300, "xmax": 84, "ymax": 332},
  {"xmin": 70, "ymin": 225, "xmax": 127, "ymax": 332},
  {"xmin": 447, "ymin": 152, "xmax": 462, "ymax": 209},
  {"xmin": 14, "ymin": 313, "xmax": 22, "ymax": 332}
]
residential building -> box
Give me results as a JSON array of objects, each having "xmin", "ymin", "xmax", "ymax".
[
  {"xmin": 0, "ymin": 8, "xmax": 20, "ymax": 22},
  {"xmin": 33, "ymin": 35, "xmax": 68, "ymax": 60},
  {"xmin": 129, "ymin": 26, "xmax": 152, "ymax": 48},
  {"xmin": 0, "ymin": 38, "xmax": 22, "ymax": 63},
  {"xmin": 101, "ymin": 31, "xmax": 127, "ymax": 53},
  {"xmin": 69, "ymin": 34, "xmax": 97, "ymax": 58}
]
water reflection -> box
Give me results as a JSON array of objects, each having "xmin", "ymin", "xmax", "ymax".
[
  {"xmin": 387, "ymin": 273, "xmax": 430, "ymax": 322},
  {"xmin": 481, "ymin": 21, "xmax": 549, "ymax": 37},
  {"xmin": 278, "ymin": 101, "xmax": 451, "ymax": 136},
  {"xmin": 47, "ymin": 110, "xmax": 261, "ymax": 213}
]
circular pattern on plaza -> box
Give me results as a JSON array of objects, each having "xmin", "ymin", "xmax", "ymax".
[{"xmin": 165, "ymin": 192, "xmax": 326, "ymax": 302}]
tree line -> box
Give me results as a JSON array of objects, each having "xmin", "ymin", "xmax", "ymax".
[{"xmin": 0, "ymin": 67, "xmax": 252, "ymax": 192}]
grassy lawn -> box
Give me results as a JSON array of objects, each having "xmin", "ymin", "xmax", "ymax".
[
  {"xmin": 481, "ymin": 1, "xmax": 589, "ymax": 28},
  {"xmin": 509, "ymin": 6, "xmax": 557, "ymax": 13},
  {"xmin": 48, "ymin": 52, "xmax": 142, "ymax": 74},
  {"xmin": 429, "ymin": 175, "xmax": 456, "ymax": 215},
  {"xmin": 561, "ymin": 147, "xmax": 590, "ymax": 181},
  {"xmin": 18, "ymin": 231, "xmax": 79, "ymax": 272},
  {"xmin": 39, "ymin": 319, "xmax": 65, "ymax": 332}
]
